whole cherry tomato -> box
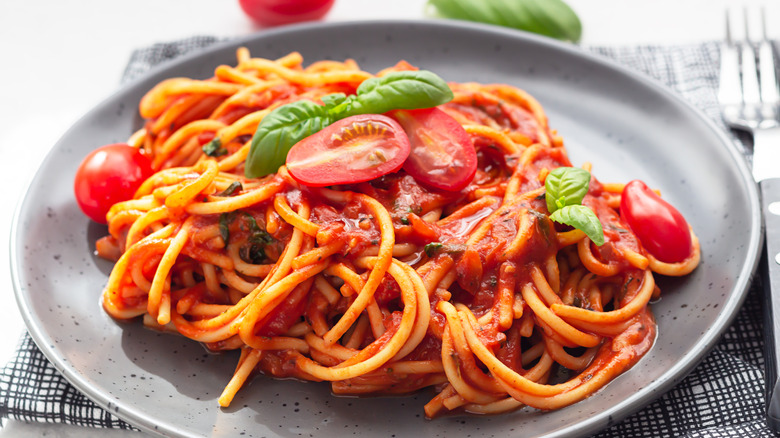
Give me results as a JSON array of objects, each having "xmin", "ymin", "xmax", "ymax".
[
  {"xmin": 74, "ymin": 144, "xmax": 154, "ymax": 224},
  {"xmin": 238, "ymin": 0, "xmax": 335, "ymax": 27},
  {"xmin": 620, "ymin": 180, "xmax": 692, "ymax": 263},
  {"xmin": 392, "ymin": 107, "xmax": 477, "ymax": 191},
  {"xmin": 286, "ymin": 114, "xmax": 410, "ymax": 187}
]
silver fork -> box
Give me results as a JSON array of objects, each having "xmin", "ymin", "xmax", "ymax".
[
  {"xmin": 719, "ymin": 7, "xmax": 780, "ymax": 175},
  {"xmin": 719, "ymin": 7, "xmax": 780, "ymax": 432}
]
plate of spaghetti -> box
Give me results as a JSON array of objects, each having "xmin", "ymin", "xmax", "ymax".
[{"xmin": 11, "ymin": 20, "xmax": 761, "ymax": 438}]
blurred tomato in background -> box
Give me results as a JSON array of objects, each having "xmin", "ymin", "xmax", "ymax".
[{"xmin": 239, "ymin": 0, "xmax": 335, "ymax": 26}]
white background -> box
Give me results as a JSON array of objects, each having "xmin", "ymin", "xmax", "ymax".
[{"xmin": 0, "ymin": 0, "xmax": 775, "ymax": 435}]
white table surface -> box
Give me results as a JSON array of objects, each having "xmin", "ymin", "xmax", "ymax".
[{"xmin": 0, "ymin": 0, "xmax": 775, "ymax": 436}]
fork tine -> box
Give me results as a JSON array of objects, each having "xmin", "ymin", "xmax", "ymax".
[
  {"xmin": 761, "ymin": 5, "xmax": 769, "ymax": 40},
  {"xmin": 759, "ymin": 6, "xmax": 780, "ymax": 119},
  {"xmin": 719, "ymin": 9, "xmax": 743, "ymax": 115},
  {"xmin": 726, "ymin": 8, "xmax": 733, "ymax": 44},
  {"xmin": 742, "ymin": 8, "xmax": 761, "ymax": 114}
]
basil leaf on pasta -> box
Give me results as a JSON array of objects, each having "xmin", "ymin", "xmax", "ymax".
[
  {"xmin": 320, "ymin": 93, "xmax": 348, "ymax": 109},
  {"xmin": 544, "ymin": 166, "xmax": 591, "ymax": 213},
  {"xmin": 244, "ymin": 70, "xmax": 453, "ymax": 178},
  {"xmin": 344, "ymin": 70, "xmax": 454, "ymax": 116},
  {"xmin": 550, "ymin": 205, "xmax": 605, "ymax": 246}
]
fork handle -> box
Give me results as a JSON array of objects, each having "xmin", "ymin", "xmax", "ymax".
[{"xmin": 761, "ymin": 177, "xmax": 780, "ymax": 431}]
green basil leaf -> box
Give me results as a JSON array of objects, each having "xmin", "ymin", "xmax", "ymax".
[
  {"xmin": 245, "ymin": 100, "xmax": 332, "ymax": 178},
  {"xmin": 321, "ymin": 93, "xmax": 348, "ymax": 109},
  {"xmin": 240, "ymin": 212, "xmax": 274, "ymax": 264},
  {"xmin": 240, "ymin": 212, "xmax": 275, "ymax": 245},
  {"xmin": 219, "ymin": 212, "xmax": 233, "ymax": 244},
  {"xmin": 215, "ymin": 181, "xmax": 243, "ymax": 197},
  {"xmin": 219, "ymin": 211, "xmax": 275, "ymax": 262},
  {"xmin": 345, "ymin": 70, "xmax": 454, "ymax": 116},
  {"xmin": 550, "ymin": 205, "xmax": 604, "ymax": 246},
  {"xmin": 427, "ymin": 0, "xmax": 507, "ymax": 27},
  {"xmin": 424, "ymin": 242, "xmax": 443, "ymax": 257},
  {"xmin": 523, "ymin": 0, "xmax": 582, "ymax": 42},
  {"xmin": 428, "ymin": 0, "xmax": 582, "ymax": 43},
  {"xmin": 545, "ymin": 167, "xmax": 590, "ymax": 214},
  {"xmin": 202, "ymin": 138, "xmax": 227, "ymax": 157},
  {"xmin": 240, "ymin": 242, "xmax": 267, "ymax": 264},
  {"xmin": 326, "ymin": 95, "xmax": 359, "ymax": 120},
  {"xmin": 423, "ymin": 242, "xmax": 467, "ymax": 257}
]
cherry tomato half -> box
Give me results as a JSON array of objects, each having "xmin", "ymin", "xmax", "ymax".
[
  {"xmin": 238, "ymin": 0, "xmax": 335, "ymax": 27},
  {"xmin": 74, "ymin": 144, "xmax": 154, "ymax": 224},
  {"xmin": 392, "ymin": 108, "xmax": 477, "ymax": 192},
  {"xmin": 286, "ymin": 114, "xmax": 410, "ymax": 187},
  {"xmin": 620, "ymin": 180, "xmax": 692, "ymax": 263}
]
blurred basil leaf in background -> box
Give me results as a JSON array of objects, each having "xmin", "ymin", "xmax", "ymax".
[{"xmin": 427, "ymin": 0, "xmax": 582, "ymax": 43}]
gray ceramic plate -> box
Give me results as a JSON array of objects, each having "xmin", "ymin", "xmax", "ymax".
[{"xmin": 11, "ymin": 20, "xmax": 761, "ymax": 438}]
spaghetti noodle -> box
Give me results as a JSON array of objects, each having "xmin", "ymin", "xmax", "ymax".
[{"xmin": 97, "ymin": 48, "xmax": 701, "ymax": 416}]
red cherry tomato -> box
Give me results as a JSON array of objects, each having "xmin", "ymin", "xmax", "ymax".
[
  {"xmin": 74, "ymin": 144, "xmax": 154, "ymax": 224},
  {"xmin": 392, "ymin": 108, "xmax": 477, "ymax": 191},
  {"xmin": 286, "ymin": 114, "xmax": 410, "ymax": 187},
  {"xmin": 620, "ymin": 180, "xmax": 692, "ymax": 263},
  {"xmin": 238, "ymin": 0, "xmax": 335, "ymax": 27}
]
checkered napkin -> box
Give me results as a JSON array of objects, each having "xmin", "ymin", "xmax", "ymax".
[{"xmin": 0, "ymin": 36, "xmax": 776, "ymax": 437}]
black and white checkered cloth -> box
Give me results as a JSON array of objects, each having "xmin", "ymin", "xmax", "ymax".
[{"xmin": 0, "ymin": 36, "xmax": 776, "ymax": 437}]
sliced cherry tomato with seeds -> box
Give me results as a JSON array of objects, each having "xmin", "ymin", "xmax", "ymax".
[
  {"xmin": 392, "ymin": 108, "xmax": 477, "ymax": 191},
  {"xmin": 286, "ymin": 114, "xmax": 410, "ymax": 187},
  {"xmin": 620, "ymin": 180, "xmax": 692, "ymax": 263},
  {"xmin": 74, "ymin": 143, "xmax": 154, "ymax": 224}
]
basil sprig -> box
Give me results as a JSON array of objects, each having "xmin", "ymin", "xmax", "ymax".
[
  {"xmin": 427, "ymin": 0, "xmax": 582, "ymax": 43},
  {"xmin": 544, "ymin": 167, "xmax": 604, "ymax": 246},
  {"xmin": 333, "ymin": 70, "xmax": 457, "ymax": 117},
  {"xmin": 244, "ymin": 70, "xmax": 454, "ymax": 178}
]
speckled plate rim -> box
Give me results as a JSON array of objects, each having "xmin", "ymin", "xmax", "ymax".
[{"xmin": 10, "ymin": 19, "xmax": 762, "ymax": 438}]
